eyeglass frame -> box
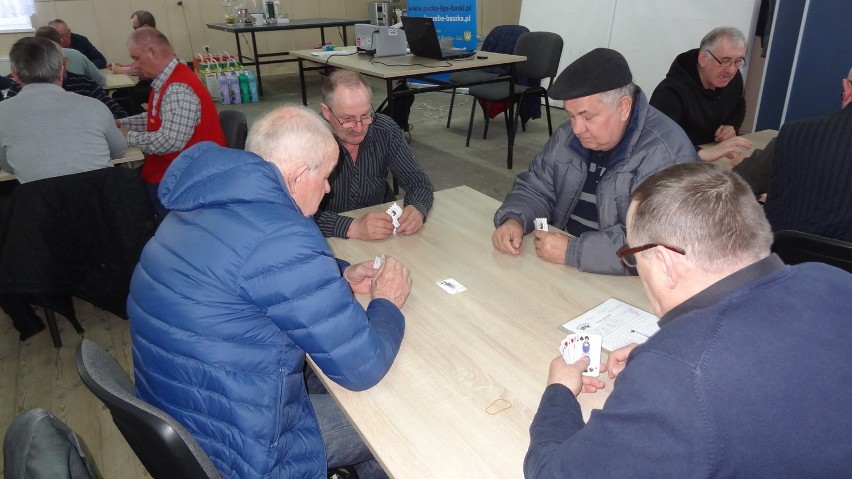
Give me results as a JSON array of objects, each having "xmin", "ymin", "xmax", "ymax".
[
  {"xmin": 326, "ymin": 106, "xmax": 376, "ymax": 129},
  {"xmin": 616, "ymin": 243, "xmax": 686, "ymax": 268},
  {"xmin": 704, "ymin": 50, "xmax": 746, "ymax": 69}
]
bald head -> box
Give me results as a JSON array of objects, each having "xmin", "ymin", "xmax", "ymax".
[
  {"xmin": 246, "ymin": 105, "xmax": 337, "ymax": 172},
  {"xmin": 127, "ymin": 28, "xmax": 174, "ymax": 79}
]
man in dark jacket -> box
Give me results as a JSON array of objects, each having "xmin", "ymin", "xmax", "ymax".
[
  {"xmin": 129, "ymin": 106, "xmax": 410, "ymax": 478},
  {"xmin": 524, "ymin": 162, "xmax": 852, "ymax": 478},
  {"xmin": 48, "ymin": 19, "xmax": 107, "ymax": 69},
  {"xmin": 650, "ymin": 27, "xmax": 752, "ymax": 161}
]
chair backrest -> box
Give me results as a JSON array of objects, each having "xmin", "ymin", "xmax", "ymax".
[
  {"xmin": 514, "ymin": 31, "xmax": 564, "ymax": 82},
  {"xmin": 218, "ymin": 110, "xmax": 248, "ymax": 150},
  {"xmin": 4, "ymin": 408, "xmax": 99, "ymax": 479},
  {"xmin": 75, "ymin": 339, "xmax": 222, "ymax": 479},
  {"xmin": 480, "ymin": 25, "xmax": 530, "ymax": 76},
  {"xmin": 772, "ymin": 230, "xmax": 852, "ymax": 273}
]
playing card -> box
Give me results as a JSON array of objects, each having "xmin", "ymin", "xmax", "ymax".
[
  {"xmin": 436, "ymin": 278, "xmax": 467, "ymax": 294},
  {"xmin": 559, "ymin": 334, "xmax": 577, "ymax": 363},
  {"xmin": 386, "ymin": 202, "xmax": 403, "ymax": 231},
  {"xmin": 579, "ymin": 334, "xmax": 602, "ymax": 377},
  {"xmin": 373, "ymin": 255, "xmax": 385, "ymax": 269},
  {"xmin": 534, "ymin": 217, "xmax": 549, "ymax": 231}
]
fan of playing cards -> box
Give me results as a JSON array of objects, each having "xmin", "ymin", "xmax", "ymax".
[{"xmin": 559, "ymin": 333, "xmax": 602, "ymax": 377}]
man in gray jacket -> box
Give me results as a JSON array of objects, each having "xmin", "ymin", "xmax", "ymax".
[{"xmin": 493, "ymin": 48, "xmax": 699, "ymax": 275}]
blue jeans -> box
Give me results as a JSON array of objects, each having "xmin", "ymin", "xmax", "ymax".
[{"xmin": 307, "ymin": 370, "xmax": 388, "ymax": 479}]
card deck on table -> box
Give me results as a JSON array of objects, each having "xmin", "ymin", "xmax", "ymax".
[{"xmin": 559, "ymin": 333, "xmax": 602, "ymax": 377}]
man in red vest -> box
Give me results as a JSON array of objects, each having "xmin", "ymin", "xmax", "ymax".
[{"xmin": 117, "ymin": 27, "xmax": 225, "ymax": 219}]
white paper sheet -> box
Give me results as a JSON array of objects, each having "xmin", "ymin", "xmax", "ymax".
[{"xmin": 560, "ymin": 298, "xmax": 660, "ymax": 351}]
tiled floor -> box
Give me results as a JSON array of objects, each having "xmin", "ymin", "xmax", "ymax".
[{"xmin": 219, "ymin": 71, "xmax": 560, "ymax": 202}]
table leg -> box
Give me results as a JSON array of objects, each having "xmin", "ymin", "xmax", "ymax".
[
  {"xmin": 298, "ymin": 58, "xmax": 308, "ymax": 106},
  {"xmin": 320, "ymin": 28, "xmax": 326, "ymax": 46},
  {"xmin": 342, "ymin": 26, "xmax": 350, "ymax": 46},
  {"xmin": 250, "ymin": 31, "xmax": 263, "ymax": 97},
  {"xmin": 386, "ymin": 79, "xmax": 400, "ymax": 194},
  {"xmin": 507, "ymin": 64, "xmax": 516, "ymax": 169}
]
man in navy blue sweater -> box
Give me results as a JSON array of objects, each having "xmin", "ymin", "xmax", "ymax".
[{"xmin": 524, "ymin": 162, "xmax": 852, "ymax": 478}]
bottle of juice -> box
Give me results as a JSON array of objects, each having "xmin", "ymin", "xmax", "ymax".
[
  {"xmin": 238, "ymin": 70, "xmax": 250, "ymax": 104},
  {"xmin": 228, "ymin": 71, "xmax": 242, "ymax": 104},
  {"xmin": 246, "ymin": 70, "xmax": 259, "ymax": 103},
  {"xmin": 219, "ymin": 72, "xmax": 232, "ymax": 104}
]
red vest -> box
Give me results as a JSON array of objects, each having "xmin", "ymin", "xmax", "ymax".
[{"xmin": 141, "ymin": 62, "xmax": 226, "ymax": 183}]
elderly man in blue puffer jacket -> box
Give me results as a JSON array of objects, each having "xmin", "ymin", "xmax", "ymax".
[{"xmin": 127, "ymin": 106, "xmax": 411, "ymax": 478}]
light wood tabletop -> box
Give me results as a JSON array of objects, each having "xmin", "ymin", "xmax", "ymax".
[
  {"xmin": 100, "ymin": 68, "xmax": 136, "ymax": 91},
  {"xmin": 291, "ymin": 47, "xmax": 525, "ymax": 79},
  {"xmin": 317, "ymin": 185, "xmax": 651, "ymax": 478},
  {"xmin": 705, "ymin": 129, "xmax": 778, "ymax": 169},
  {"xmin": 0, "ymin": 146, "xmax": 144, "ymax": 182}
]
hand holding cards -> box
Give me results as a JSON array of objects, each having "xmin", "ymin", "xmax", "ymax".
[
  {"xmin": 369, "ymin": 255, "xmax": 412, "ymax": 308},
  {"xmin": 386, "ymin": 202, "xmax": 402, "ymax": 234},
  {"xmin": 559, "ymin": 333, "xmax": 602, "ymax": 377}
]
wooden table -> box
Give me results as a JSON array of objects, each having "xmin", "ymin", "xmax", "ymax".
[
  {"xmin": 99, "ymin": 69, "xmax": 136, "ymax": 91},
  {"xmin": 0, "ymin": 147, "xmax": 144, "ymax": 182},
  {"xmin": 291, "ymin": 48, "xmax": 527, "ymax": 169},
  {"xmin": 207, "ymin": 18, "xmax": 367, "ymax": 97},
  {"xmin": 318, "ymin": 185, "xmax": 651, "ymax": 478},
  {"xmin": 705, "ymin": 129, "xmax": 779, "ymax": 169}
]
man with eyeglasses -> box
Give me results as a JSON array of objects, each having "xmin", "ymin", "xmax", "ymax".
[
  {"xmin": 524, "ymin": 162, "xmax": 852, "ymax": 478},
  {"xmin": 47, "ymin": 18, "xmax": 107, "ymax": 69},
  {"xmin": 493, "ymin": 48, "xmax": 698, "ymax": 275},
  {"xmin": 651, "ymin": 26, "xmax": 753, "ymax": 161},
  {"xmin": 316, "ymin": 70, "xmax": 433, "ymax": 240}
]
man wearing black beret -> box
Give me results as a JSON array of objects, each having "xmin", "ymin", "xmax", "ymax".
[{"xmin": 493, "ymin": 48, "xmax": 699, "ymax": 275}]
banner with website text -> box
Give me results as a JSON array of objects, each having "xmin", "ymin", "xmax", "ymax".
[{"xmin": 406, "ymin": 0, "xmax": 476, "ymax": 83}]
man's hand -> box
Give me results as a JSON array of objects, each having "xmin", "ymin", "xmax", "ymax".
[
  {"xmin": 343, "ymin": 260, "xmax": 378, "ymax": 294},
  {"xmin": 348, "ymin": 211, "xmax": 394, "ymax": 241},
  {"xmin": 533, "ymin": 230, "xmax": 569, "ymax": 264},
  {"xmin": 396, "ymin": 205, "xmax": 425, "ymax": 235},
  {"xmin": 547, "ymin": 356, "xmax": 607, "ymax": 396},
  {"xmin": 697, "ymin": 136, "xmax": 752, "ymax": 162},
  {"xmin": 492, "ymin": 219, "xmax": 524, "ymax": 255},
  {"xmin": 370, "ymin": 256, "xmax": 412, "ymax": 308},
  {"xmin": 606, "ymin": 343, "xmax": 638, "ymax": 380},
  {"xmin": 714, "ymin": 125, "xmax": 736, "ymax": 142}
]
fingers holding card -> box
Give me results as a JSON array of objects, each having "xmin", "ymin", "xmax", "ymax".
[{"xmin": 559, "ymin": 333, "xmax": 602, "ymax": 377}]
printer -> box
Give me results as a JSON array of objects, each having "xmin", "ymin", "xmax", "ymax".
[{"xmin": 355, "ymin": 23, "xmax": 407, "ymax": 57}]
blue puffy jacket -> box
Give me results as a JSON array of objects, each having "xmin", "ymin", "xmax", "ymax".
[{"xmin": 128, "ymin": 142, "xmax": 405, "ymax": 478}]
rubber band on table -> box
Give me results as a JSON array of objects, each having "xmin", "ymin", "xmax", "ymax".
[{"xmin": 485, "ymin": 398, "xmax": 512, "ymax": 415}]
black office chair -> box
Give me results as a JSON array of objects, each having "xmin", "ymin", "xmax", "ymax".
[
  {"xmin": 465, "ymin": 32, "xmax": 564, "ymax": 167},
  {"xmin": 75, "ymin": 339, "xmax": 222, "ymax": 479},
  {"xmin": 4, "ymin": 408, "xmax": 99, "ymax": 479},
  {"xmin": 219, "ymin": 109, "xmax": 248, "ymax": 150},
  {"xmin": 772, "ymin": 230, "xmax": 852, "ymax": 273},
  {"xmin": 445, "ymin": 24, "xmax": 529, "ymax": 128}
]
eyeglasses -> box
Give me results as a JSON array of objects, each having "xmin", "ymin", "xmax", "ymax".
[
  {"xmin": 616, "ymin": 243, "xmax": 686, "ymax": 268},
  {"xmin": 59, "ymin": 32, "xmax": 72, "ymax": 39},
  {"xmin": 327, "ymin": 107, "xmax": 375, "ymax": 129},
  {"xmin": 705, "ymin": 50, "xmax": 746, "ymax": 69}
]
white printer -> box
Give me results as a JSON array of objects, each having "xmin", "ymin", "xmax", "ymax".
[{"xmin": 355, "ymin": 24, "xmax": 407, "ymax": 57}]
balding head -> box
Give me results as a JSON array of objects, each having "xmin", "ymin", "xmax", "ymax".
[{"xmin": 127, "ymin": 28, "xmax": 174, "ymax": 79}]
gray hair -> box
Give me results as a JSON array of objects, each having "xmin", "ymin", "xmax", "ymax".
[
  {"xmin": 34, "ymin": 26, "xmax": 61, "ymax": 44},
  {"xmin": 700, "ymin": 26, "xmax": 747, "ymax": 52},
  {"xmin": 246, "ymin": 105, "xmax": 337, "ymax": 172},
  {"xmin": 9, "ymin": 37, "xmax": 64, "ymax": 84},
  {"xmin": 321, "ymin": 69, "xmax": 372, "ymax": 107},
  {"xmin": 128, "ymin": 27, "xmax": 172, "ymax": 54},
  {"xmin": 629, "ymin": 163, "xmax": 771, "ymax": 274},
  {"xmin": 598, "ymin": 82, "xmax": 637, "ymax": 110},
  {"xmin": 47, "ymin": 18, "xmax": 67, "ymax": 28}
]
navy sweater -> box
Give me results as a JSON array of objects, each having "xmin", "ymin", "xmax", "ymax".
[{"xmin": 525, "ymin": 255, "xmax": 852, "ymax": 478}]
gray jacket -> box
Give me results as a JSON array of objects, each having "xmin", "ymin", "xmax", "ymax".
[{"xmin": 494, "ymin": 91, "xmax": 699, "ymax": 275}]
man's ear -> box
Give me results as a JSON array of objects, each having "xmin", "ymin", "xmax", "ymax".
[
  {"xmin": 655, "ymin": 245, "xmax": 682, "ymax": 290},
  {"xmin": 283, "ymin": 162, "xmax": 310, "ymax": 192},
  {"xmin": 10, "ymin": 69, "xmax": 21, "ymax": 85},
  {"xmin": 697, "ymin": 50, "xmax": 708, "ymax": 67},
  {"xmin": 319, "ymin": 103, "xmax": 331, "ymax": 122},
  {"xmin": 618, "ymin": 95, "xmax": 633, "ymax": 121}
]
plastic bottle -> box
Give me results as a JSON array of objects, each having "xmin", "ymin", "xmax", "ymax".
[
  {"xmin": 238, "ymin": 70, "xmax": 250, "ymax": 104},
  {"xmin": 193, "ymin": 53, "xmax": 205, "ymax": 79},
  {"xmin": 205, "ymin": 72, "xmax": 220, "ymax": 102},
  {"xmin": 246, "ymin": 70, "xmax": 259, "ymax": 103},
  {"xmin": 228, "ymin": 71, "xmax": 242, "ymax": 104},
  {"xmin": 219, "ymin": 72, "xmax": 232, "ymax": 105}
]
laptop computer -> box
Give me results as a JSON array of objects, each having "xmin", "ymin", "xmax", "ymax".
[{"xmin": 401, "ymin": 16, "xmax": 476, "ymax": 60}]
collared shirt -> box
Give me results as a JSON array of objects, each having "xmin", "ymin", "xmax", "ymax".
[
  {"xmin": 120, "ymin": 58, "xmax": 200, "ymax": 155},
  {"xmin": 658, "ymin": 253, "xmax": 786, "ymax": 327},
  {"xmin": 314, "ymin": 113, "xmax": 434, "ymax": 238}
]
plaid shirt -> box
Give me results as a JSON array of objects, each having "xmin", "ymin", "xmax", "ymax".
[{"xmin": 120, "ymin": 58, "xmax": 200, "ymax": 154}]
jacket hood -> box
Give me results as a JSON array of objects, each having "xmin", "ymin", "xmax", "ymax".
[{"xmin": 159, "ymin": 141, "xmax": 298, "ymax": 213}]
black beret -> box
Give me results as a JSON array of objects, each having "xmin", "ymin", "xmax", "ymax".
[{"xmin": 549, "ymin": 48, "xmax": 633, "ymax": 100}]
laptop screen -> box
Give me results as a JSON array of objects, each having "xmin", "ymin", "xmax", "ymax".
[{"xmin": 401, "ymin": 16, "xmax": 444, "ymax": 60}]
